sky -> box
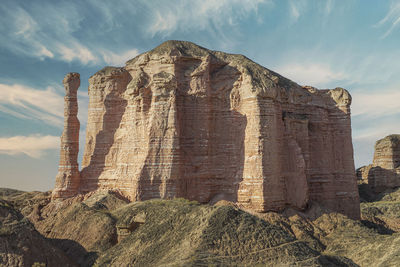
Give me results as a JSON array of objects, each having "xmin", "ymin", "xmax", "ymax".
[{"xmin": 1, "ymin": 0, "xmax": 400, "ymax": 191}]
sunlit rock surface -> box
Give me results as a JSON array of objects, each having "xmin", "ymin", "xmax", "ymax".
[
  {"xmin": 53, "ymin": 41, "xmax": 359, "ymax": 219},
  {"xmin": 357, "ymin": 134, "xmax": 400, "ymax": 192}
]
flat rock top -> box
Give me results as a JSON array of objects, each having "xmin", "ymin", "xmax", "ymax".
[{"xmin": 375, "ymin": 134, "xmax": 400, "ymax": 148}]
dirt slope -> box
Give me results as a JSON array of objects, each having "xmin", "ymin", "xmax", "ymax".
[{"xmin": 2, "ymin": 187, "xmax": 400, "ymax": 266}]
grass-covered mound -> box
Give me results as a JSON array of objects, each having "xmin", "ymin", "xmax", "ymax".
[{"xmin": 97, "ymin": 198, "xmax": 341, "ymax": 266}]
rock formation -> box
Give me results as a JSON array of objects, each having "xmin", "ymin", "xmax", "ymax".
[
  {"xmin": 53, "ymin": 41, "xmax": 360, "ymax": 219},
  {"xmin": 52, "ymin": 73, "xmax": 81, "ymax": 199},
  {"xmin": 357, "ymin": 134, "xmax": 400, "ymax": 192}
]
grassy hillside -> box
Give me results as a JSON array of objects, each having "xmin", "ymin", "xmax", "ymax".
[{"xmin": 1, "ymin": 187, "xmax": 400, "ymax": 266}]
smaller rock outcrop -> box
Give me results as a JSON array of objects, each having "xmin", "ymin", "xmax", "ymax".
[
  {"xmin": 357, "ymin": 134, "xmax": 400, "ymax": 192},
  {"xmin": 52, "ymin": 73, "xmax": 81, "ymax": 199}
]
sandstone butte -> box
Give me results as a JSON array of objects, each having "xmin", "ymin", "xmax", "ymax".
[
  {"xmin": 357, "ymin": 134, "xmax": 400, "ymax": 192},
  {"xmin": 53, "ymin": 40, "xmax": 360, "ymax": 220}
]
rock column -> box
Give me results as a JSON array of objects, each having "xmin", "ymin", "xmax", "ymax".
[{"xmin": 52, "ymin": 73, "xmax": 81, "ymax": 199}]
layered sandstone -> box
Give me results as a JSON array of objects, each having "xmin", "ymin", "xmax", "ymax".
[
  {"xmin": 52, "ymin": 73, "xmax": 81, "ymax": 199},
  {"xmin": 53, "ymin": 41, "xmax": 360, "ymax": 219},
  {"xmin": 357, "ymin": 134, "xmax": 400, "ymax": 192}
]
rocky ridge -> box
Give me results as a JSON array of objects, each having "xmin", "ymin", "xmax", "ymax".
[{"xmin": 1, "ymin": 188, "xmax": 400, "ymax": 266}]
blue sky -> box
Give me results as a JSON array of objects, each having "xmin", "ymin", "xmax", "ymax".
[{"xmin": 1, "ymin": 0, "xmax": 400, "ymax": 191}]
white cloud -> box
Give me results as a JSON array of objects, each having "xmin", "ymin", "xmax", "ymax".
[
  {"xmin": 275, "ymin": 63, "xmax": 347, "ymax": 87},
  {"xmin": 352, "ymin": 89, "xmax": 400, "ymax": 117},
  {"xmin": 14, "ymin": 7, "xmax": 37, "ymax": 37},
  {"xmin": 0, "ymin": 3, "xmax": 95, "ymax": 64},
  {"xmin": 0, "ymin": 0, "xmax": 267, "ymax": 64},
  {"xmin": 0, "ymin": 83, "xmax": 89, "ymax": 128},
  {"xmin": 0, "ymin": 0, "xmax": 269, "ymax": 65},
  {"xmin": 0, "ymin": 2, "xmax": 131, "ymax": 65},
  {"xmin": 0, "ymin": 135, "xmax": 59, "ymax": 158},
  {"xmin": 56, "ymin": 42, "xmax": 98, "ymax": 65},
  {"xmin": 376, "ymin": 1, "xmax": 400, "ymax": 38},
  {"xmin": 101, "ymin": 49, "xmax": 140, "ymax": 66},
  {"xmin": 0, "ymin": 83, "xmax": 64, "ymax": 126},
  {"xmin": 288, "ymin": 0, "xmax": 309, "ymax": 22},
  {"xmin": 144, "ymin": 0, "xmax": 267, "ymax": 36},
  {"xmin": 289, "ymin": 1, "xmax": 301, "ymax": 21}
]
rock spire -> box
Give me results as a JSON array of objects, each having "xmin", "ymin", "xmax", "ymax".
[{"xmin": 52, "ymin": 73, "xmax": 81, "ymax": 199}]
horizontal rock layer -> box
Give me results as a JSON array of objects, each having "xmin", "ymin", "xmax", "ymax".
[
  {"xmin": 357, "ymin": 134, "xmax": 400, "ymax": 192},
  {"xmin": 53, "ymin": 73, "xmax": 81, "ymax": 199},
  {"xmin": 54, "ymin": 41, "xmax": 360, "ymax": 219}
]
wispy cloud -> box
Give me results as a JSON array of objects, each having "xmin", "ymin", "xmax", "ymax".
[
  {"xmin": 0, "ymin": 83, "xmax": 89, "ymax": 128},
  {"xmin": 0, "ymin": 0, "xmax": 268, "ymax": 65},
  {"xmin": 353, "ymin": 123, "xmax": 400, "ymax": 142},
  {"xmin": 351, "ymin": 87, "xmax": 400, "ymax": 167},
  {"xmin": 289, "ymin": 1, "xmax": 301, "ymax": 21},
  {"xmin": 288, "ymin": 0, "xmax": 309, "ymax": 22},
  {"xmin": 56, "ymin": 42, "xmax": 97, "ymax": 65},
  {"xmin": 0, "ymin": 3, "xmax": 96, "ymax": 64},
  {"xmin": 0, "ymin": 83, "xmax": 64, "ymax": 126},
  {"xmin": 0, "ymin": 135, "xmax": 59, "ymax": 158},
  {"xmin": 288, "ymin": 0, "xmax": 342, "ymax": 23},
  {"xmin": 352, "ymin": 89, "xmax": 400, "ymax": 117},
  {"xmin": 101, "ymin": 49, "xmax": 140, "ymax": 66},
  {"xmin": 273, "ymin": 43, "xmax": 400, "ymax": 90},
  {"xmin": 352, "ymin": 117, "xmax": 400, "ymax": 167},
  {"xmin": 275, "ymin": 63, "xmax": 347, "ymax": 87},
  {"xmin": 376, "ymin": 1, "xmax": 400, "ymax": 38},
  {"xmin": 143, "ymin": 0, "xmax": 267, "ymax": 36},
  {"xmin": 0, "ymin": 1, "xmax": 141, "ymax": 66}
]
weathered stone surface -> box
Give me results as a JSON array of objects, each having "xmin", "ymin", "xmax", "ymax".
[
  {"xmin": 357, "ymin": 134, "xmax": 400, "ymax": 192},
  {"xmin": 53, "ymin": 41, "xmax": 359, "ymax": 219},
  {"xmin": 52, "ymin": 73, "xmax": 81, "ymax": 199},
  {"xmin": 373, "ymin": 134, "xmax": 400, "ymax": 169}
]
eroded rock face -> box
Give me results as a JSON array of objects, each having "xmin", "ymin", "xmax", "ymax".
[
  {"xmin": 52, "ymin": 73, "xmax": 81, "ymax": 199},
  {"xmin": 53, "ymin": 41, "xmax": 360, "ymax": 219},
  {"xmin": 357, "ymin": 134, "xmax": 400, "ymax": 192}
]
